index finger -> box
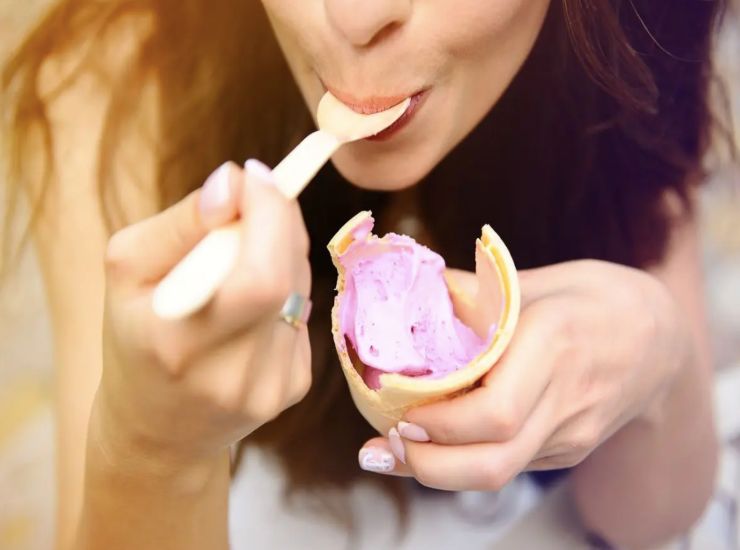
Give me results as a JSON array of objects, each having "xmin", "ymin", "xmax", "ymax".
[{"xmin": 209, "ymin": 161, "xmax": 310, "ymax": 330}]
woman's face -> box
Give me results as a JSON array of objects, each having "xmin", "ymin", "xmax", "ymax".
[{"xmin": 262, "ymin": 0, "xmax": 551, "ymax": 190}]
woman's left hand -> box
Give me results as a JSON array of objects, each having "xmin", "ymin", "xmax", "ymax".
[{"xmin": 358, "ymin": 259, "xmax": 691, "ymax": 490}]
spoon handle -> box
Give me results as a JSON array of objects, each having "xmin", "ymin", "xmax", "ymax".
[
  {"xmin": 273, "ymin": 130, "xmax": 341, "ymax": 199},
  {"xmin": 152, "ymin": 130, "xmax": 342, "ymax": 320}
]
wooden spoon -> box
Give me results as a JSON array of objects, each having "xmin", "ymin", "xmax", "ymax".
[{"xmin": 152, "ymin": 92, "xmax": 411, "ymax": 320}]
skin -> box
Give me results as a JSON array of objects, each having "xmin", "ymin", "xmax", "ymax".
[
  {"xmin": 264, "ymin": 0, "xmax": 551, "ymax": 188},
  {"xmin": 364, "ymin": 237, "xmax": 717, "ymax": 547},
  {"xmin": 33, "ymin": 1, "xmax": 716, "ymax": 549}
]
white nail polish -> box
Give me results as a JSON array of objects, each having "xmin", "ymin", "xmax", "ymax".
[
  {"xmin": 398, "ymin": 421, "xmax": 431, "ymax": 442},
  {"xmin": 244, "ymin": 158, "xmax": 275, "ymax": 185},
  {"xmin": 200, "ymin": 162, "xmax": 231, "ymax": 212},
  {"xmin": 359, "ymin": 447, "xmax": 395, "ymax": 473},
  {"xmin": 388, "ymin": 427, "xmax": 406, "ymax": 464}
]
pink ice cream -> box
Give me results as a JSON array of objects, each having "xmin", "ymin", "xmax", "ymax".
[{"xmin": 338, "ymin": 226, "xmax": 491, "ymax": 390}]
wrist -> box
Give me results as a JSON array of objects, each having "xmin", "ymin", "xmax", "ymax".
[
  {"xmin": 636, "ymin": 282, "xmax": 695, "ymax": 428},
  {"xmin": 87, "ymin": 391, "xmax": 229, "ymax": 495}
]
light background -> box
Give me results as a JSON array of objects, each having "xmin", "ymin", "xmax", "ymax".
[{"xmin": 0, "ymin": 1, "xmax": 738, "ymax": 548}]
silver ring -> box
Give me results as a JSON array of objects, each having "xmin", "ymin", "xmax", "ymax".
[{"xmin": 279, "ymin": 292, "xmax": 312, "ymax": 329}]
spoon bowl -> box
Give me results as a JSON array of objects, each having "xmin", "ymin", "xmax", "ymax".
[{"xmin": 317, "ymin": 92, "xmax": 410, "ymax": 141}]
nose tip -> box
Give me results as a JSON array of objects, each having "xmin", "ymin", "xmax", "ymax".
[{"xmin": 325, "ymin": 0, "xmax": 411, "ymax": 47}]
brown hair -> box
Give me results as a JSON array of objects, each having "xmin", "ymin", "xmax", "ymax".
[{"xmin": 1, "ymin": 0, "xmax": 728, "ymax": 527}]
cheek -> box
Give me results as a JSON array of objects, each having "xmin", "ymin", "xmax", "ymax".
[
  {"xmin": 440, "ymin": 0, "xmax": 550, "ymax": 59},
  {"xmin": 261, "ymin": 0, "xmax": 322, "ymax": 68},
  {"xmin": 260, "ymin": 1, "xmax": 324, "ymax": 102},
  {"xmin": 260, "ymin": 0, "xmax": 301, "ymax": 25},
  {"xmin": 440, "ymin": 0, "xmax": 551, "ymax": 134},
  {"xmin": 260, "ymin": 0, "xmax": 551, "ymax": 192}
]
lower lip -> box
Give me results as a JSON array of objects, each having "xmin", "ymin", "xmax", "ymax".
[{"xmin": 365, "ymin": 90, "xmax": 428, "ymax": 142}]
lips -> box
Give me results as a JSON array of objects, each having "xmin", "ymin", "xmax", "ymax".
[
  {"xmin": 324, "ymin": 84, "xmax": 414, "ymax": 114},
  {"xmin": 365, "ymin": 90, "xmax": 427, "ymax": 141},
  {"xmin": 319, "ymin": 79, "xmax": 427, "ymax": 141}
]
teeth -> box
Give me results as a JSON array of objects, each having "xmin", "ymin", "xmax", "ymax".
[{"xmin": 327, "ymin": 211, "xmax": 522, "ymax": 436}]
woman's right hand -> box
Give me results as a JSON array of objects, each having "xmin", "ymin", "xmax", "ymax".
[{"xmin": 92, "ymin": 159, "xmax": 312, "ymax": 470}]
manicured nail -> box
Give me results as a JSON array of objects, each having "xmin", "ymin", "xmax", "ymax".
[
  {"xmin": 388, "ymin": 427, "xmax": 406, "ymax": 464},
  {"xmin": 199, "ymin": 162, "xmax": 232, "ymax": 213},
  {"xmin": 358, "ymin": 447, "xmax": 395, "ymax": 473},
  {"xmin": 244, "ymin": 158, "xmax": 275, "ymax": 185},
  {"xmin": 398, "ymin": 421, "xmax": 431, "ymax": 442}
]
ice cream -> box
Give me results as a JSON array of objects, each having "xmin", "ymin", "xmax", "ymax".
[
  {"xmin": 337, "ymin": 229, "xmax": 492, "ymax": 390},
  {"xmin": 328, "ymin": 211, "xmax": 520, "ymax": 434}
]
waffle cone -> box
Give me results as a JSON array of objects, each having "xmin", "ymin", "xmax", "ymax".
[{"xmin": 328, "ymin": 211, "xmax": 520, "ymax": 435}]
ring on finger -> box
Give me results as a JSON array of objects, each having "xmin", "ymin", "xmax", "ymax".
[{"xmin": 279, "ymin": 292, "xmax": 312, "ymax": 329}]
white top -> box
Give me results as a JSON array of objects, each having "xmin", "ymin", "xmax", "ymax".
[
  {"xmin": 2, "ymin": 183, "xmax": 740, "ymax": 549},
  {"xmin": 228, "ymin": 446, "xmax": 543, "ymax": 550}
]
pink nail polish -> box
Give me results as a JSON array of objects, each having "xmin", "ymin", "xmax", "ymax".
[
  {"xmin": 398, "ymin": 421, "xmax": 431, "ymax": 442},
  {"xmin": 359, "ymin": 447, "xmax": 395, "ymax": 473},
  {"xmin": 388, "ymin": 427, "xmax": 406, "ymax": 464},
  {"xmin": 199, "ymin": 162, "xmax": 231, "ymax": 213},
  {"xmin": 244, "ymin": 158, "xmax": 275, "ymax": 185}
]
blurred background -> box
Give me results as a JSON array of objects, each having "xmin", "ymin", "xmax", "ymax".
[{"xmin": 0, "ymin": 1, "xmax": 738, "ymax": 549}]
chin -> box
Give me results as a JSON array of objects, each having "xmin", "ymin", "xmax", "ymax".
[{"xmin": 330, "ymin": 135, "xmax": 448, "ymax": 192}]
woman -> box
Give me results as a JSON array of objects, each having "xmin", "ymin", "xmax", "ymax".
[{"xmin": 1, "ymin": 0, "xmax": 724, "ymax": 548}]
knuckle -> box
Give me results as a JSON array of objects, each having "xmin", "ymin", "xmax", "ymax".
[
  {"xmin": 531, "ymin": 456, "xmax": 560, "ymax": 470},
  {"xmin": 479, "ymin": 460, "xmax": 514, "ymax": 492},
  {"xmin": 528, "ymin": 301, "xmax": 576, "ymax": 345},
  {"xmin": 559, "ymin": 451, "xmax": 588, "ymax": 468},
  {"xmin": 425, "ymin": 418, "xmax": 455, "ymax": 444},
  {"xmin": 151, "ymin": 341, "xmax": 189, "ymax": 377},
  {"xmin": 243, "ymin": 390, "xmax": 283, "ymax": 424},
  {"xmin": 287, "ymin": 366, "xmax": 312, "ymax": 407},
  {"xmin": 553, "ymin": 339, "xmax": 588, "ymax": 378},
  {"xmin": 104, "ymin": 228, "xmax": 132, "ymax": 277},
  {"xmin": 149, "ymin": 326, "xmax": 195, "ymax": 377},
  {"xmin": 155, "ymin": 346, "xmax": 188, "ymax": 378},
  {"xmin": 213, "ymin": 384, "xmax": 247, "ymax": 414},
  {"xmin": 546, "ymin": 321, "xmax": 588, "ymax": 375},
  {"xmin": 410, "ymin": 463, "xmax": 442, "ymax": 490},
  {"xmin": 550, "ymin": 309, "xmax": 579, "ymax": 344},
  {"xmin": 570, "ymin": 424, "xmax": 600, "ymax": 454},
  {"xmin": 484, "ymin": 402, "xmax": 522, "ymax": 441},
  {"xmin": 537, "ymin": 450, "xmax": 580, "ymax": 469}
]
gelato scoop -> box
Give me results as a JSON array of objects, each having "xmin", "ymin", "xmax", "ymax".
[
  {"xmin": 338, "ymin": 229, "xmax": 491, "ymax": 389},
  {"xmin": 328, "ymin": 211, "xmax": 520, "ymax": 435}
]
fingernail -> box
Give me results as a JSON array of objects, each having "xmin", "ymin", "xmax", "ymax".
[
  {"xmin": 244, "ymin": 158, "xmax": 275, "ymax": 185},
  {"xmin": 199, "ymin": 162, "xmax": 232, "ymax": 213},
  {"xmin": 398, "ymin": 421, "xmax": 431, "ymax": 442},
  {"xmin": 388, "ymin": 427, "xmax": 406, "ymax": 464},
  {"xmin": 358, "ymin": 447, "xmax": 395, "ymax": 473}
]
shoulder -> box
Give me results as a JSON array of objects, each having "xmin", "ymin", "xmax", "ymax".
[
  {"xmin": 32, "ymin": 11, "xmax": 160, "ymax": 249},
  {"xmin": 12, "ymin": 13, "xmax": 164, "ymax": 543},
  {"xmin": 40, "ymin": 10, "xmax": 158, "ymax": 213},
  {"xmin": 22, "ymin": 11, "xmax": 160, "ymax": 323}
]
